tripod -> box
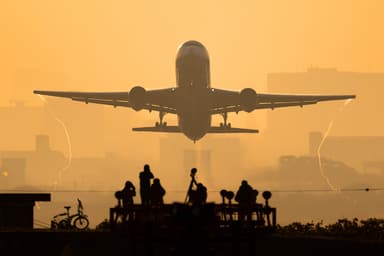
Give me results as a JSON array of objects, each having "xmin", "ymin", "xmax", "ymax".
[{"xmin": 184, "ymin": 168, "xmax": 198, "ymax": 203}]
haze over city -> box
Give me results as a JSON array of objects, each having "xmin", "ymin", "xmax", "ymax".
[{"xmin": 1, "ymin": 1, "xmax": 384, "ymax": 227}]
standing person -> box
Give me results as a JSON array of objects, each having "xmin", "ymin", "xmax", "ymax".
[
  {"xmin": 139, "ymin": 164, "xmax": 154, "ymax": 204},
  {"xmin": 235, "ymin": 180, "xmax": 253, "ymax": 204},
  {"xmin": 235, "ymin": 180, "xmax": 254, "ymax": 221},
  {"xmin": 149, "ymin": 178, "xmax": 166, "ymax": 204}
]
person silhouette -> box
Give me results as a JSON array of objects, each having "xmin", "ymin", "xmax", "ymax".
[
  {"xmin": 119, "ymin": 181, "xmax": 136, "ymax": 221},
  {"xmin": 235, "ymin": 180, "xmax": 253, "ymax": 204},
  {"xmin": 139, "ymin": 164, "xmax": 154, "ymax": 204},
  {"xmin": 193, "ymin": 183, "xmax": 207, "ymax": 205},
  {"xmin": 235, "ymin": 180, "xmax": 253, "ymax": 221},
  {"xmin": 114, "ymin": 180, "xmax": 136, "ymax": 222},
  {"xmin": 149, "ymin": 178, "xmax": 166, "ymax": 204},
  {"xmin": 121, "ymin": 181, "xmax": 136, "ymax": 207}
]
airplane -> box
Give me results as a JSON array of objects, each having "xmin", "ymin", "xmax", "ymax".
[{"xmin": 34, "ymin": 40, "xmax": 356, "ymax": 142}]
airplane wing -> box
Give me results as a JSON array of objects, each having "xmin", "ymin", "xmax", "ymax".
[
  {"xmin": 209, "ymin": 88, "xmax": 356, "ymax": 114},
  {"xmin": 132, "ymin": 125, "xmax": 259, "ymax": 133},
  {"xmin": 33, "ymin": 87, "xmax": 178, "ymax": 114}
]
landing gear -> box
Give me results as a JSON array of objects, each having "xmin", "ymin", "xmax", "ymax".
[
  {"xmin": 155, "ymin": 112, "xmax": 167, "ymax": 127},
  {"xmin": 219, "ymin": 112, "xmax": 231, "ymax": 128}
]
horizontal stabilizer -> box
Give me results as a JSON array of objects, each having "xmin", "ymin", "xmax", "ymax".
[
  {"xmin": 207, "ymin": 126, "xmax": 259, "ymax": 133},
  {"xmin": 132, "ymin": 126, "xmax": 181, "ymax": 133}
]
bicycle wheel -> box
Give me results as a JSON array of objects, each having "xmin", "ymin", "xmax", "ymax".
[{"xmin": 73, "ymin": 216, "xmax": 89, "ymax": 230}]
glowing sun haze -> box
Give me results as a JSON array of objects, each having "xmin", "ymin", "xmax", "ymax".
[{"xmin": 1, "ymin": 1, "xmax": 384, "ymax": 104}]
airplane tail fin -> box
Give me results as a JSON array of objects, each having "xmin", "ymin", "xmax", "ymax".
[{"xmin": 207, "ymin": 126, "xmax": 259, "ymax": 133}]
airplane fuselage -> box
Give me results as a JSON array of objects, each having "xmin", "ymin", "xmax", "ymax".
[{"xmin": 176, "ymin": 40, "xmax": 211, "ymax": 141}]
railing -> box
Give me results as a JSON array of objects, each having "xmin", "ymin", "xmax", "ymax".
[
  {"xmin": 216, "ymin": 203, "xmax": 277, "ymax": 229},
  {"xmin": 109, "ymin": 203, "xmax": 276, "ymax": 231}
]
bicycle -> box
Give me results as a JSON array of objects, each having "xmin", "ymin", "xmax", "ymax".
[{"xmin": 51, "ymin": 198, "xmax": 90, "ymax": 230}]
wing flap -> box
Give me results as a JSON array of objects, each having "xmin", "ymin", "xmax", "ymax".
[
  {"xmin": 34, "ymin": 89, "xmax": 177, "ymax": 114},
  {"xmin": 34, "ymin": 90, "xmax": 129, "ymax": 100},
  {"xmin": 210, "ymin": 101, "xmax": 317, "ymax": 115},
  {"xmin": 256, "ymin": 93, "xmax": 356, "ymax": 103},
  {"xmin": 72, "ymin": 98, "xmax": 131, "ymax": 108},
  {"xmin": 253, "ymin": 100, "xmax": 318, "ymax": 109}
]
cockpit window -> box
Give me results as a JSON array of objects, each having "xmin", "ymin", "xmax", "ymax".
[{"xmin": 183, "ymin": 40, "xmax": 204, "ymax": 47}]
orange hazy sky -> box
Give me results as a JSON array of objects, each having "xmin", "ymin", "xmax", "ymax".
[
  {"xmin": 2, "ymin": 2, "xmax": 384, "ymax": 225},
  {"xmin": 1, "ymin": 0, "xmax": 384, "ymax": 106}
]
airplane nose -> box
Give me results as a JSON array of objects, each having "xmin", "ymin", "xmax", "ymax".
[{"xmin": 177, "ymin": 40, "xmax": 209, "ymax": 59}]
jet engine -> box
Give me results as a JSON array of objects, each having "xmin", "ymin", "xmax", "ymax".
[
  {"xmin": 240, "ymin": 88, "xmax": 257, "ymax": 112},
  {"xmin": 129, "ymin": 86, "xmax": 147, "ymax": 111}
]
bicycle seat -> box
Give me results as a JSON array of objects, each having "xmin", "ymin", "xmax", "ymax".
[{"xmin": 64, "ymin": 206, "xmax": 71, "ymax": 210}]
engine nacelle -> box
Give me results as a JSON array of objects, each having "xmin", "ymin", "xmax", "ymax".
[
  {"xmin": 240, "ymin": 88, "xmax": 257, "ymax": 112},
  {"xmin": 129, "ymin": 86, "xmax": 147, "ymax": 111}
]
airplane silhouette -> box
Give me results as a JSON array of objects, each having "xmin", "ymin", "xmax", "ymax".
[{"xmin": 34, "ymin": 40, "xmax": 355, "ymax": 142}]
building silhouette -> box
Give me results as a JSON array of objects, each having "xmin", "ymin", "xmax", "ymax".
[
  {"xmin": 309, "ymin": 131, "xmax": 384, "ymax": 174},
  {"xmin": 0, "ymin": 193, "xmax": 51, "ymax": 229},
  {"xmin": 0, "ymin": 135, "xmax": 66, "ymax": 188},
  {"xmin": 0, "ymin": 133, "xmax": 148, "ymax": 191},
  {"xmin": 0, "ymin": 100, "xmax": 105, "ymax": 157},
  {"xmin": 262, "ymin": 68, "xmax": 384, "ymax": 163}
]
